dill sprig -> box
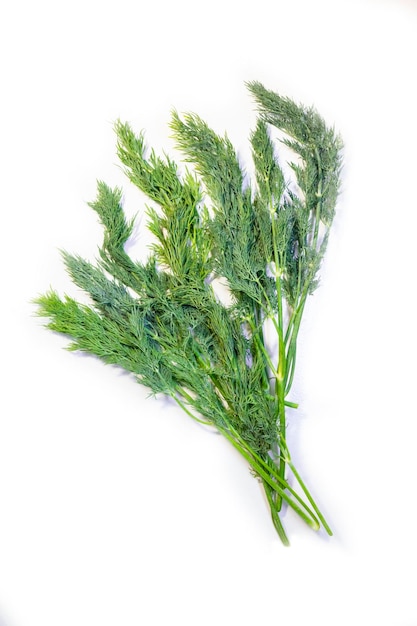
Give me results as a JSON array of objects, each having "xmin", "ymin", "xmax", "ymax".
[{"xmin": 36, "ymin": 82, "xmax": 342, "ymax": 545}]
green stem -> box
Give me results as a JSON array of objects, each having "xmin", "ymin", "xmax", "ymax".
[
  {"xmin": 284, "ymin": 400, "xmax": 298, "ymax": 409},
  {"xmin": 274, "ymin": 276, "xmax": 287, "ymax": 511},
  {"xmin": 251, "ymin": 328, "xmax": 279, "ymax": 379},
  {"xmin": 285, "ymin": 343, "xmax": 297, "ymax": 395},
  {"xmin": 280, "ymin": 438, "xmax": 333, "ymax": 536},
  {"xmin": 275, "ymin": 348, "xmax": 286, "ymax": 512},
  {"xmin": 284, "ymin": 289, "xmax": 307, "ymax": 391},
  {"xmin": 263, "ymin": 479, "xmax": 290, "ymax": 546},
  {"xmin": 173, "ymin": 387, "xmax": 327, "ymax": 541},
  {"xmin": 172, "ymin": 394, "xmax": 212, "ymax": 426},
  {"xmin": 238, "ymin": 440, "xmax": 319, "ymax": 521},
  {"xmin": 288, "ymin": 460, "xmax": 332, "ymax": 536},
  {"xmin": 219, "ymin": 425, "xmax": 320, "ymax": 532}
]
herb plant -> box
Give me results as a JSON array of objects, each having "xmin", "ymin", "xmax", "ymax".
[{"xmin": 36, "ymin": 82, "xmax": 342, "ymax": 545}]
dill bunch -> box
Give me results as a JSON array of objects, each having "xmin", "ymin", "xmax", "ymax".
[{"xmin": 36, "ymin": 82, "xmax": 342, "ymax": 545}]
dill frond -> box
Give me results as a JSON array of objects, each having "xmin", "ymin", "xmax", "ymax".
[{"xmin": 36, "ymin": 82, "xmax": 343, "ymax": 545}]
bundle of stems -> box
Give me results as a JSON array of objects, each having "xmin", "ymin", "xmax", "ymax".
[{"xmin": 36, "ymin": 82, "xmax": 342, "ymax": 544}]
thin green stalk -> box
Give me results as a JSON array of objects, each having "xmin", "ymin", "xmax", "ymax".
[
  {"xmin": 221, "ymin": 422, "xmax": 322, "ymax": 528},
  {"xmin": 174, "ymin": 356, "xmax": 322, "ymax": 534},
  {"xmin": 279, "ymin": 438, "xmax": 332, "ymax": 535},
  {"xmin": 288, "ymin": 460, "xmax": 333, "ymax": 536},
  {"xmin": 248, "ymin": 305, "xmax": 289, "ymax": 512},
  {"xmin": 174, "ymin": 389, "xmax": 316, "ymax": 539},
  {"xmin": 284, "ymin": 289, "xmax": 308, "ymax": 391},
  {"xmin": 268, "ymin": 197, "xmax": 291, "ymax": 514},
  {"xmin": 219, "ymin": 426, "xmax": 320, "ymax": 530},
  {"xmin": 275, "ymin": 343, "xmax": 287, "ymax": 512},
  {"xmin": 272, "ymin": 264, "xmax": 287, "ymax": 511},
  {"xmin": 285, "ymin": 343, "xmax": 297, "ymax": 396},
  {"xmin": 176, "ymin": 346, "xmax": 320, "ymax": 535},
  {"xmin": 285, "ymin": 400, "xmax": 298, "ymax": 409},
  {"xmin": 263, "ymin": 479, "xmax": 290, "ymax": 545},
  {"xmin": 251, "ymin": 327, "xmax": 279, "ymax": 379},
  {"xmin": 172, "ymin": 394, "xmax": 212, "ymax": 426}
]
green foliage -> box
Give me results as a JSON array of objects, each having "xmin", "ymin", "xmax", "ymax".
[{"xmin": 36, "ymin": 82, "xmax": 342, "ymax": 545}]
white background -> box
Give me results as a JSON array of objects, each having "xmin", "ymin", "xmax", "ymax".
[{"xmin": 1, "ymin": 0, "xmax": 417, "ymax": 624}]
